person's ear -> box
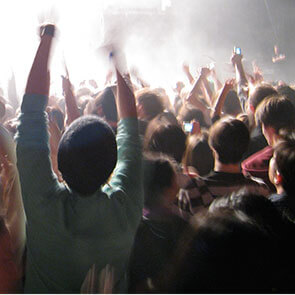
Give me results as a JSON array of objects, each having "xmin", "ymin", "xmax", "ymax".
[
  {"xmin": 136, "ymin": 103, "xmax": 145, "ymax": 119},
  {"xmin": 274, "ymin": 171, "xmax": 283, "ymax": 185},
  {"xmin": 249, "ymin": 103, "xmax": 255, "ymax": 114}
]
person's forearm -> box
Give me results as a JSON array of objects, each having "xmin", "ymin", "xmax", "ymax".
[
  {"xmin": 201, "ymin": 79, "xmax": 213, "ymax": 107},
  {"xmin": 235, "ymin": 61, "xmax": 248, "ymax": 87},
  {"xmin": 212, "ymin": 75, "xmax": 223, "ymax": 92},
  {"xmin": 116, "ymin": 70, "xmax": 137, "ymax": 119},
  {"xmin": 187, "ymin": 74, "xmax": 208, "ymax": 112},
  {"xmin": 64, "ymin": 88, "xmax": 80, "ymax": 125},
  {"xmin": 184, "ymin": 70, "xmax": 195, "ymax": 85},
  {"xmin": 25, "ymin": 30, "xmax": 54, "ymax": 96},
  {"xmin": 212, "ymin": 87, "xmax": 229, "ymax": 117}
]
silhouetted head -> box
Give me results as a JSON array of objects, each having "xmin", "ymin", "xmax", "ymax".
[
  {"xmin": 183, "ymin": 132, "xmax": 214, "ymax": 176},
  {"xmin": 209, "ymin": 117, "xmax": 249, "ymax": 164},
  {"xmin": 58, "ymin": 115, "xmax": 117, "ymax": 195},
  {"xmin": 144, "ymin": 117, "xmax": 187, "ymax": 163},
  {"xmin": 249, "ymin": 83, "xmax": 278, "ymax": 112},
  {"xmin": 136, "ymin": 88, "xmax": 164, "ymax": 121}
]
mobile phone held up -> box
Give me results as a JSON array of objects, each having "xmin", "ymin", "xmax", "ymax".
[
  {"xmin": 234, "ymin": 46, "xmax": 242, "ymax": 55},
  {"xmin": 183, "ymin": 122, "xmax": 193, "ymax": 133}
]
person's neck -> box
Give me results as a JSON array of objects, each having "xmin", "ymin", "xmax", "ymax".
[
  {"xmin": 214, "ymin": 160, "xmax": 241, "ymax": 174},
  {"xmin": 276, "ymin": 185, "xmax": 285, "ymax": 195}
]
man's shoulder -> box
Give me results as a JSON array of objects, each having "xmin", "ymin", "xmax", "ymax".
[
  {"xmin": 242, "ymin": 146, "xmax": 273, "ymax": 172},
  {"xmin": 185, "ymin": 171, "xmax": 268, "ymax": 198}
]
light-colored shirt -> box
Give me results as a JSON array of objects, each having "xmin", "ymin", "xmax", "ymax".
[{"xmin": 16, "ymin": 94, "xmax": 143, "ymax": 293}]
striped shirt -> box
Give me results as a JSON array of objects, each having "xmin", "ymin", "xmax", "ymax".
[{"xmin": 178, "ymin": 171, "xmax": 270, "ymax": 215}]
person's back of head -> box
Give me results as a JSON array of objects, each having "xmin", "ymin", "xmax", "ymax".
[
  {"xmin": 209, "ymin": 117, "xmax": 250, "ymax": 164},
  {"xmin": 57, "ymin": 115, "xmax": 117, "ymax": 195},
  {"xmin": 160, "ymin": 210, "xmax": 275, "ymax": 293},
  {"xmin": 209, "ymin": 189, "xmax": 289, "ymax": 238},
  {"xmin": 277, "ymin": 85, "xmax": 295, "ymax": 108},
  {"xmin": 255, "ymin": 95, "xmax": 295, "ymax": 134},
  {"xmin": 92, "ymin": 86, "xmax": 118, "ymax": 123},
  {"xmin": 249, "ymin": 83, "xmax": 278, "ymax": 112},
  {"xmin": 210, "ymin": 189, "xmax": 295, "ymax": 291},
  {"xmin": 143, "ymin": 153, "xmax": 178, "ymax": 209},
  {"xmin": 183, "ymin": 132, "xmax": 214, "ymax": 176},
  {"xmin": 144, "ymin": 117, "xmax": 187, "ymax": 163},
  {"xmin": 156, "ymin": 111, "xmax": 179, "ymax": 126},
  {"xmin": 178, "ymin": 105, "xmax": 208, "ymax": 129},
  {"xmin": 136, "ymin": 88, "xmax": 164, "ymax": 121}
]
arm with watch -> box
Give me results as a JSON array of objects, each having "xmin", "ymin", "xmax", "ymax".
[{"xmin": 16, "ymin": 24, "xmax": 60, "ymax": 206}]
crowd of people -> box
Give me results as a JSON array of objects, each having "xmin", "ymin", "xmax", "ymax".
[{"xmin": 1, "ymin": 21, "xmax": 295, "ymax": 293}]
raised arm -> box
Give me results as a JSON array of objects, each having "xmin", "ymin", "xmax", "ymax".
[
  {"xmin": 104, "ymin": 50, "xmax": 142, "ymax": 209},
  {"xmin": 62, "ymin": 75, "xmax": 80, "ymax": 126},
  {"xmin": 116, "ymin": 70, "xmax": 137, "ymax": 119},
  {"xmin": 25, "ymin": 25, "xmax": 55, "ymax": 96},
  {"xmin": 201, "ymin": 78, "xmax": 213, "ymax": 107},
  {"xmin": 211, "ymin": 79, "xmax": 235, "ymax": 120},
  {"xmin": 186, "ymin": 67, "xmax": 210, "ymax": 113},
  {"xmin": 211, "ymin": 67, "xmax": 223, "ymax": 92},
  {"xmin": 231, "ymin": 52, "xmax": 248, "ymax": 112},
  {"xmin": 182, "ymin": 62, "xmax": 195, "ymax": 85},
  {"xmin": 16, "ymin": 24, "xmax": 58, "ymax": 201}
]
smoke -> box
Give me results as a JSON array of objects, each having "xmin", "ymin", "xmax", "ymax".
[{"xmin": 0, "ymin": 0, "xmax": 295, "ymax": 99}]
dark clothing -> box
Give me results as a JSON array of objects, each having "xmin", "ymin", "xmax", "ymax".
[
  {"xmin": 242, "ymin": 145, "xmax": 276, "ymax": 192},
  {"xmin": 269, "ymin": 192, "xmax": 295, "ymax": 223},
  {"xmin": 179, "ymin": 171, "xmax": 269, "ymax": 215},
  {"xmin": 269, "ymin": 192, "xmax": 295, "ymax": 291},
  {"xmin": 243, "ymin": 126, "xmax": 268, "ymax": 160},
  {"xmin": 128, "ymin": 207, "xmax": 187, "ymax": 293}
]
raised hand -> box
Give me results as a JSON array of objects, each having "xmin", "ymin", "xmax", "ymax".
[
  {"xmin": 224, "ymin": 78, "xmax": 236, "ymax": 91},
  {"xmin": 199, "ymin": 67, "xmax": 211, "ymax": 78}
]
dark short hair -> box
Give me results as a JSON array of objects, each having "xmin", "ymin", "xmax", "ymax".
[
  {"xmin": 255, "ymin": 95, "xmax": 295, "ymax": 133},
  {"xmin": 249, "ymin": 84, "xmax": 278, "ymax": 110},
  {"xmin": 183, "ymin": 132, "xmax": 214, "ymax": 176},
  {"xmin": 277, "ymin": 85, "xmax": 295, "ymax": 108},
  {"xmin": 210, "ymin": 190, "xmax": 287, "ymax": 236},
  {"xmin": 274, "ymin": 133, "xmax": 295, "ymax": 196},
  {"xmin": 57, "ymin": 115, "xmax": 117, "ymax": 195},
  {"xmin": 93, "ymin": 86, "xmax": 118, "ymax": 122},
  {"xmin": 136, "ymin": 89, "xmax": 164, "ymax": 121},
  {"xmin": 178, "ymin": 105, "xmax": 208, "ymax": 129},
  {"xmin": 143, "ymin": 152, "xmax": 177, "ymax": 209},
  {"xmin": 144, "ymin": 118, "xmax": 187, "ymax": 163},
  {"xmin": 160, "ymin": 210, "xmax": 277, "ymax": 292},
  {"xmin": 209, "ymin": 117, "xmax": 249, "ymax": 164}
]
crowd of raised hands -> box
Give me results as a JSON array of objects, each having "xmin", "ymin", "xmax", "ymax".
[{"xmin": 1, "ymin": 21, "xmax": 295, "ymax": 293}]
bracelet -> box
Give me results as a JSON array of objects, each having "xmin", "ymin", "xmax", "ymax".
[{"xmin": 41, "ymin": 25, "xmax": 55, "ymax": 37}]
